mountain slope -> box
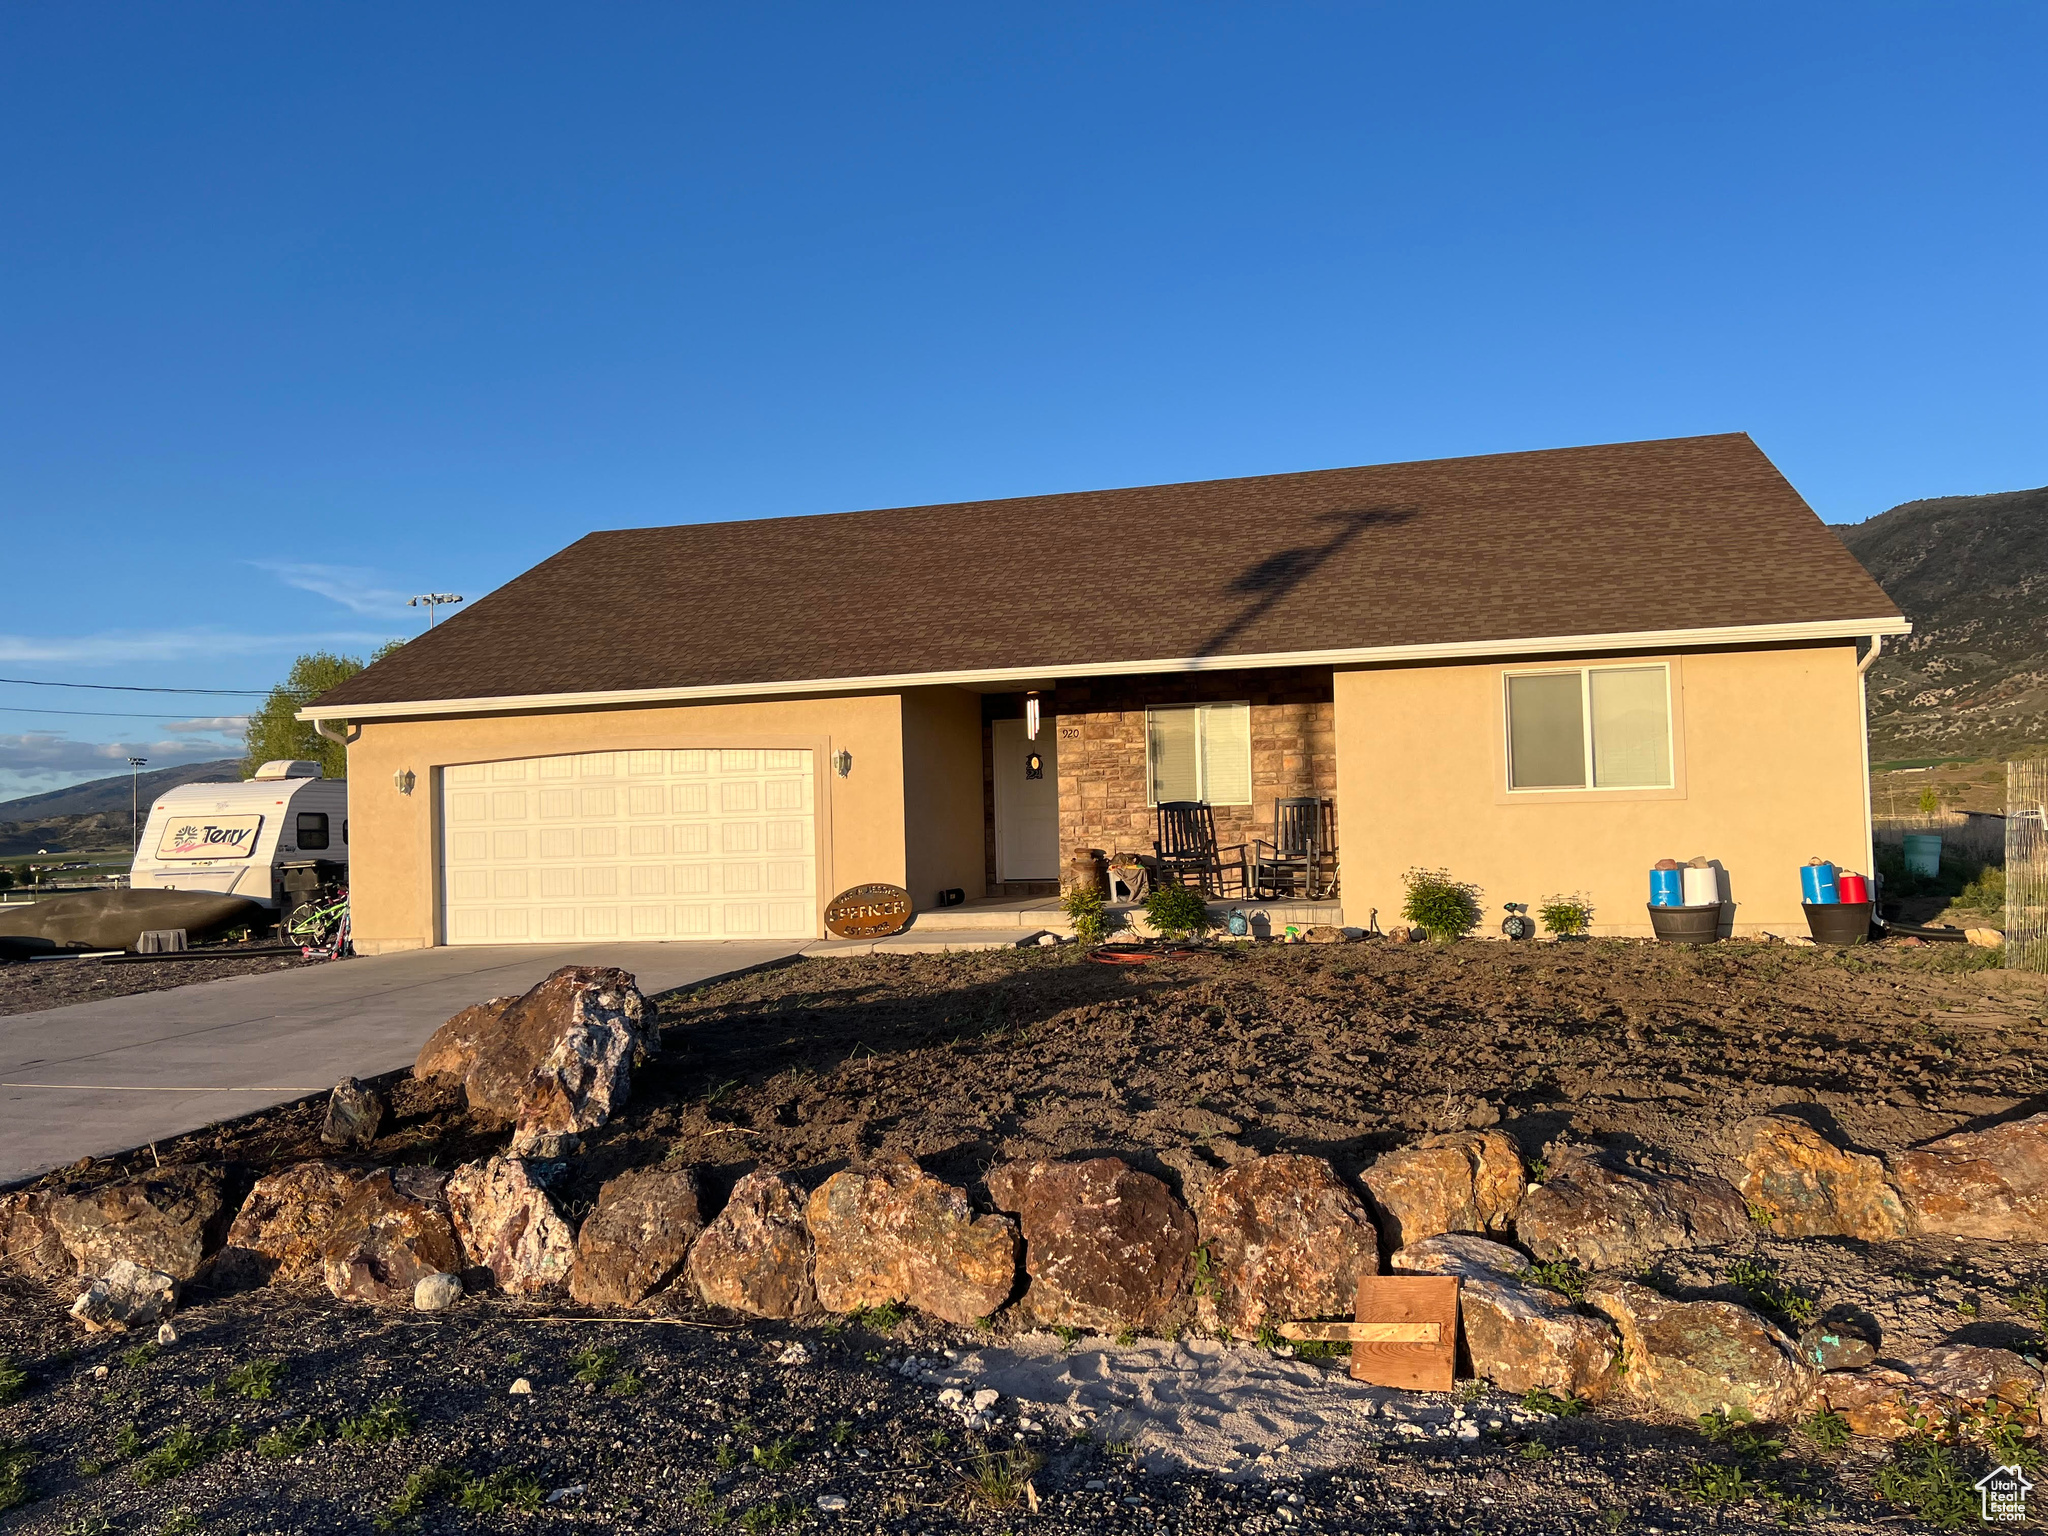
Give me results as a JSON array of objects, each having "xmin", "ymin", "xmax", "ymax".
[
  {"xmin": 0, "ymin": 759, "xmax": 244, "ymax": 821},
  {"xmin": 1838, "ymin": 484, "xmax": 2048, "ymax": 763}
]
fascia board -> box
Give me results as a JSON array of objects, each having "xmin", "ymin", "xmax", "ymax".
[{"xmin": 297, "ymin": 614, "xmax": 1913, "ymax": 723}]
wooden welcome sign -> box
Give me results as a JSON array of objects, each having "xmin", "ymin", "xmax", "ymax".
[{"xmin": 824, "ymin": 883, "xmax": 914, "ymax": 940}]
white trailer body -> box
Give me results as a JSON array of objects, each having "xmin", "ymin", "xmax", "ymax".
[{"xmin": 130, "ymin": 761, "xmax": 348, "ymax": 911}]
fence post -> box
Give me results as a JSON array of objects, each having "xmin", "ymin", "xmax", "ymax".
[{"xmin": 2009, "ymin": 759, "xmax": 2048, "ymax": 972}]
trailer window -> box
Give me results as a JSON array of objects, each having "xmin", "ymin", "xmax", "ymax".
[{"xmin": 296, "ymin": 812, "xmax": 331, "ymax": 850}]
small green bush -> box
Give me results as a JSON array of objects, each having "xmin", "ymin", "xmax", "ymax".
[
  {"xmin": 1144, "ymin": 883, "xmax": 1211, "ymax": 942},
  {"xmin": 1401, "ymin": 867, "xmax": 1481, "ymax": 939},
  {"xmin": 0, "ymin": 1355, "xmax": 25, "ymax": 1405},
  {"xmin": 1515, "ymin": 1260, "xmax": 1587, "ymax": 1302},
  {"xmin": 1955, "ymin": 865, "xmax": 2005, "ymax": 914},
  {"xmin": 1537, "ymin": 893, "xmax": 1594, "ymax": 936},
  {"xmin": 1060, "ymin": 884, "xmax": 1122, "ymax": 947},
  {"xmin": 1873, "ymin": 1435, "xmax": 1978, "ymax": 1528},
  {"xmin": 0, "ymin": 1439, "xmax": 30, "ymax": 1512}
]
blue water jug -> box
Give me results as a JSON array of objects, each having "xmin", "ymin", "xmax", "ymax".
[
  {"xmin": 1800, "ymin": 861, "xmax": 1840, "ymax": 904},
  {"xmin": 1649, "ymin": 868, "xmax": 1684, "ymax": 907}
]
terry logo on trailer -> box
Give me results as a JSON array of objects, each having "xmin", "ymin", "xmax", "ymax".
[{"xmin": 156, "ymin": 815, "xmax": 264, "ymax": 860}]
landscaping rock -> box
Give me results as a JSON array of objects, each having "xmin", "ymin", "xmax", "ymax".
[
  {"xmin": 217, "ymin": 1161, "xmax": 372, "ymax": 1285},
  {"xmin": 414, "ymin": 995, "xmax": 518, "ymax": 1083},
  {"xmin": 1815, "ymin": 1348, "xmax": 2042, "ymax": 1440},
  {"xmin": 1888, "ymin": 1112, "xmax": 2048, "ymax": 1240},
  {"xmin": 420, "ymin": 966, "xmax": 657, "ymax": 1125},
  {"xmin": 320, "ymin": 1077, "xmax": 385, "ymax": 1149},
  {"xmin": 1796, "ymin": 1320, "xmax": 1878, "ymax": 1373},
  {"xmin": 1192, "ymin": 1154, "xmax": 1379, "ymax": 1337},
  {"xmin": 510, "ymin": 1010, "xmax": 639, "ymax": 1155},
  {"xmin": 413, "ymin": 1271, "xmax": 464, "ymax": 1312},
  {"xmin": 69, "ymin": 1259, "xmax": 176, "ymax": 1333},
  {"xmin": 986, "ymin": 1156, "xmax": 1195, "ymax": 1332},
  {"xmin": 569, "ymin": 1164, "xmax": 706, "ymax": 1309},
  {"xmin": 446, "ymin": 1156, "xmax": 576, "ymax": 1296},
  {"xmin": 49, "ymin": 1164, "xmax": 228, "ymax": 1282},
  {"xmin": 0, "ymin": 1188, "xmax": 72, "ymax": 1283},
  {"xmin": 808, "ymin": 1154, "xmax": 1017, "ymax": 1327},
  {"xmin": 320, "ymin": 1166, "xmax": 465, "ymax": 1307},
  {"xmin": 1730, "ymin": 1115, "xmax": 1907, "ymax": 1240},
  {"xmin": 1394, "ymin": 1234, "xmax": 1618, "ymax": 1399},
  {"xmin": 1516, "ymin": 1147, "xmax": 1748, "ymax": 1271},
  {"xmin": 686, "ymin": 1170, "xmax": 817, "ymax": 1319},
  {"xmin": 1585, "ymin": 1279, "xmax": 1815, "ymax": 1421},
  {"xmin": 1360, "ymin": 1130, "xmax": 1523, "ymax": 1249}
]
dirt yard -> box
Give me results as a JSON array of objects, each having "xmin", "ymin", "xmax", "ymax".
[
  {"xmin": 0, "ymin": 947, "xmax": 311, "ymax": 1018},
  {"xmin": 4, "ymin": 937, "xmax": 2047, "ymax": 1533}
]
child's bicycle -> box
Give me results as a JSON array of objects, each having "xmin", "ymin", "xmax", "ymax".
[{"xmin": 285, "ymin": 887, "xmax": 352, "ymax": 959}]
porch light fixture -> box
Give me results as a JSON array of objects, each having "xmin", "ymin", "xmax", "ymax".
[
  {"xmin": 393, "ymin": 768, "xmax": 416, "ymax": 795},
  {"xmin": 1026, "ymin": 692, "xmax": 1041, "ymax": 741},
  {"xmin": 833, "ymin": 749, "xmax": 853, "ymax": 778}
]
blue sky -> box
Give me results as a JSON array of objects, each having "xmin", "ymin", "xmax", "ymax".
[{"xmin": 2, "ymin": 3, "xmax": 2043, "ymax": 798}]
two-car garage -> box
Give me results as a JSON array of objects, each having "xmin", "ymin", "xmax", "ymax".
[{"xmin": 437, "ymin": 747, "xmax": 817, "ymax": 944}]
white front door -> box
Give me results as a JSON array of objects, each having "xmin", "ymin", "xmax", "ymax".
[
  {"xmin": 992, "ymin": 718, "xmax": 1059, "ymax": 881},
  {"xmin": 439, "ymin": 748, "xmax": 817, "ymax": 944}
]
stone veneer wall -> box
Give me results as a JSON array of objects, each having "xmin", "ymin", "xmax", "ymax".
[{"xmin": 1039, "ymin": 668, "xmax": 1338, "ymax": 884}]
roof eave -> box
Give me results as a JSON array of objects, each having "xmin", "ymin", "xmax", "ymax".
[{"xmin": 298, "ymin": 614, "xmax": 1911, "ymax": 723}]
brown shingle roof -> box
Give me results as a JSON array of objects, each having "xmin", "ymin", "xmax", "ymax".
[{"xmin": 312, "ymin": 433, "xmax": 1902, "ymax": 712}]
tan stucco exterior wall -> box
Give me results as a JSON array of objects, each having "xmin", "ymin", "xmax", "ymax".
[
  {"xmin": 342, "ymin": 693, "xmax": 909, "ymax": 953},
  {"xmin": 900, "ymin": 687, "xmax": 988, "ymax": 910},
  {"xmin": 1332, "ymin": 643, "xmax": 1869, "ymax": 937}
]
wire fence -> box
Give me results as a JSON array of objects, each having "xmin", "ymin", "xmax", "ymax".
[
  {"xmin": 1873, "ymin": 810, "xmax": 2007, "ymax": 869},
  {"xmin": 2009, "ymin": 759, "xmax": 2048, "ymax": 973}
]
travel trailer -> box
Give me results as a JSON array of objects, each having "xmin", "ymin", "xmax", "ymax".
[{"xmin": 130, "ymin": 761, "xmax": 348, "ymax": 913}]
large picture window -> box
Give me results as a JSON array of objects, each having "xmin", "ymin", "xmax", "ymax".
[
  {"xmin": 1505, "ymin": 665, "xmax": 1672, "ymax": 791},
  {"xmin": 1147, "ymin": 703, "xmax": 1252, "ymax": 806}
]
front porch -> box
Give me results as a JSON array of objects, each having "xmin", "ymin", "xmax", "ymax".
[
  {"xmin": 977, "ymin": 666, "xmax": 1342, "ymax": 902},
  {"xmin": 911, "ymin": 891, "xmax": 1350, "ymax": 938}
]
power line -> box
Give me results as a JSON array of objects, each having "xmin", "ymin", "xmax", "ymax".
[
  {"xmin": 0, "ymin": 676, "xmax": 269, "ymax": 696},
  {"xmin": 0, "ymin": 705, "xmax": 251, "ymax": 721}
]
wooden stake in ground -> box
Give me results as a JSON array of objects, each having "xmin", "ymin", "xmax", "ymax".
[{"xmin": 1340, "ymin": 1275, "xmax": 1459, "ymax": 1392}]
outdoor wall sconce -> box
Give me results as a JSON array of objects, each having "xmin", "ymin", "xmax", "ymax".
[
  {"xmin": 393, "ymin": 768, "xmax": 416, "ymax": 795},
  {"xmin": 832, "ymin": 749, "xmax": 853, "ymax": 778}
]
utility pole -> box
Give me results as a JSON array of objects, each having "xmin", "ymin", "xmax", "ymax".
[{"xmin": 128, "ymin": 757, "xmax": 147, "ymax": 852}]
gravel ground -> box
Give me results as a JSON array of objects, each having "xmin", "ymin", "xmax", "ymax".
[
  {"xmin": 5, "ymin": 937, "xmax": 2047, "ymax": 1532},
  {"xmin": 0, "ymin": 948, "xmax": 310, "ymax": 1019},
  {"xmin": 0, "ymin": 1272, "xmax": 1949, "ymax": 1534}
]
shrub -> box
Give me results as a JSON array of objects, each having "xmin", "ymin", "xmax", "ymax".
[
  {"xmin": 1060, "ymin": 884, "xmax": 1122, "ymax": 947},
  {"xmin": 1956, "ymin": 866, "xmax": 2005, "ymax": 914},
  {"xmin": 1144, "ymin": 883, "xmax": 1211, "ymax": 942},
  {"xmin": 1401, "ymin": 868, "xmax": 1481, "ymax": 940},
  {"xmin": 0, "ymin": 1355, "xmax": 25, "ymax": 1405},
  {"xmin": 1537, "ymin": 893, "xmax": 1594, "ymax": 936}
]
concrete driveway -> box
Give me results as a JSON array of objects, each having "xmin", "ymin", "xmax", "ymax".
[{"xmin": 0, "ymin": 941, "xmax": 801, "ymax": 1186}]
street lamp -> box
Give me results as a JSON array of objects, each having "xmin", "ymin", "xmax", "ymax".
[
  {"xmin": 128, "ymin": 757, "xmax": 147, "ymax": 853},
  {"xmin": 408, "ymin": 592, "xmax": 466, "ymax": 628}
]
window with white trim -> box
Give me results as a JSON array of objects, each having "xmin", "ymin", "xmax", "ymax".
[
  {"xmin": 1505, "ymin": 665, "xmax": 1672, "ymax": 790},
  {"xmin": 1146, "ymin": 703, "xmax": 1252, "ymax": 806}
]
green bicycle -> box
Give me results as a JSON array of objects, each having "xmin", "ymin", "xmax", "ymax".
[{"xmin": 284, "ymin": 887, "xmax": 352, "ymax": 958}]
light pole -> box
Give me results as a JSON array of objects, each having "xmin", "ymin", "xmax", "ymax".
[
  {"xmin": 408, "ymin": 592, "xmax": 466, "ymax": 628},
  {"xmin": 128, "ymin": 757, "xmax": 147, "ymax": 852}
]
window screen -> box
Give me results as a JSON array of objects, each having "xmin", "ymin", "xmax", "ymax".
[
  {"xmin": 1146, "ymin": 703, "xmax": 1252, "ymax": 806},
  {"xmin": 1506, "ymin": 673, "xmax": 1586, "ymax": 789},
  {"xmin": 1589, "ymin": 667, "xmax": 1671, "ymax": 788},
  {"xmin": 1506, "ymin": 666, "xmax": 1672, "ymax": 791},
  {"xmin": 295, "ymin": 811, "xmax": 330, "ymax": 850}
]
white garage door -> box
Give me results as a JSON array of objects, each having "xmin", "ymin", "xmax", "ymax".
[{"xmin": 439, "ymin": 748, "xmax": 816, "ymax": 944}]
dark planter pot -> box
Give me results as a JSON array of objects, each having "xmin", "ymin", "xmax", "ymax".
[
  {"xmin": 1804, "ymin": 901, "xmax": 1874, "ymax": 946},
  {"xmin": 1647, "ymin": 902, "xmax": 1723, "ymax": 944}
]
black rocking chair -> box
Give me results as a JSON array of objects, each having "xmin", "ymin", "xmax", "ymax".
[
  {"xmin": 1153, "ymin": 801, "xmax": 1246, "ymax": 897},
  {"xmin": 1249, "ymin": 796, "xmax": 1331, "ymax": 900}
]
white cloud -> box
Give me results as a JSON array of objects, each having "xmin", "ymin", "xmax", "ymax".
[
  {"xmin": 252, "ymin": 562, "xmax": 415, "ymax": 616},
  {"xmin": 0, "ymin": 630, "xmax": 393, "ymax": 664},
  {"xmin": 163, "ymin": 716, "xmax": 251, "ymax": 734}
]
